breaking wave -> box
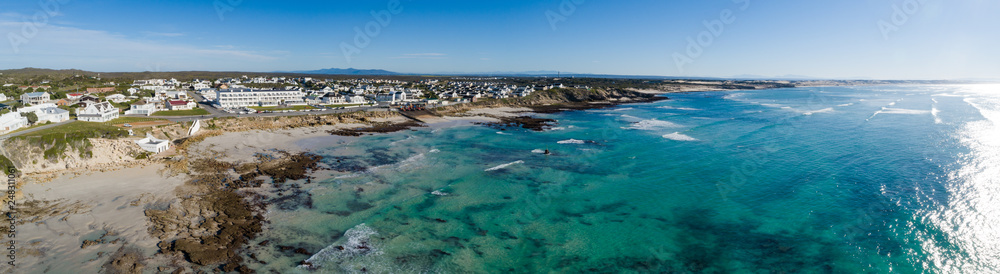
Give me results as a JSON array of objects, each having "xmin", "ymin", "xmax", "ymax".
[
  {"xmin": 662, "ymin": 132, "xmax": 698, "ymax": 141},
  {"xmin": 621, "ymin": 119, "xmax": 681, "ymax": 130},
  {"xmin": 486, "ymin": 160, "xmax": 524, "ymax": 171},
  {"xmin": 557, "ymin": 139, "xmax": 587, "ymax": 144}
]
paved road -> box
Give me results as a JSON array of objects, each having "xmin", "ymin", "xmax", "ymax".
[{"xmin": 0, "ymin": 120, "xmax": 77, "ymax": 140}]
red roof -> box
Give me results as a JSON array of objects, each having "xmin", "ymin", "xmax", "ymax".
[
  {"xmin": 168, "ymin": 100, "xmax": 189, "ymax": 105},
  {"xmin": 69, "ymin": 93, "xmax": 83, "ymax": 96}
]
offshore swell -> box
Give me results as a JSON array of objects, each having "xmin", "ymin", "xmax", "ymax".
[{"xmin": 236, "ymin": 84, "xmax": 999, "ymax": 273}]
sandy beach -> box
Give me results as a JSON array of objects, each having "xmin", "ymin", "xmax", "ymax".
[{"xmin": 8, "ymin": 164, "xmax": 186, "ymax": 274}]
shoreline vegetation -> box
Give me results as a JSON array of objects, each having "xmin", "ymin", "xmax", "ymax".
[{"xmin": 0, "ymin": 80, "xmax": 891, "ymax": 272}]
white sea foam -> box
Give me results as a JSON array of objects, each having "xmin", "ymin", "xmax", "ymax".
[
  {"xmin": 662, "ymin": 132, "xmax": 698, "ymax": 141},
  {"xmin": 335, "ymin": 174, "xmax": 361, "ymax": 179},
  {"xmin": 803, "ymin": 108, "xmax": 835, "ymax": 116},
  {"xmin": 658, "ymin": 106, "xmax": 701, "ymax": 111},
  {"xmin": 496, "ymin": 131, "xmax": 512, "ymax": 135},
  {"xmin": 881, "ymin": 108, "xmax": 931, "ymax": 115},
  {"xmin": 621, "ymin": 119, "xmax": 681, "ymax": 130},
  {"xmin": 531, "ymin": 149, "xmax": 546, "ymax": 154},
  {"xmin": 428, "ymin": 149, "xmax": 440, "ymax": 153},
  {"xmin": 546, "ymin": 127, "xmax": 566, "ymax": 131},
  {"xmin": 557, "ymin": 139, "xmax": 587, "ymax": 144},
  {"xmin": 760, "ymin": 103, "xmax": 785, "ymax": 108},
  {"xmin": 486, "ymin": 160, "xmax": 524, "ymax": 171},
  {"xmin": 370, "ymin": 153, "xmax": 426, "ymax": 173},
  {"xmin": 619, "ymin": 114, "xmax": 644, "ymax": 122},
  {"xmin": 933, "ymin": 93, "xmax": 965, "ymax": 97},
  {"xmin": 431, "ymin": 190, "xmax": 448, "ymax": 196},
  {"xmin": 300, "ymin": 223, "xmax": 382, "ymax": 270},
  {"xmin": 837, "ymin": 103, "xmax": 855, "ymax": 107},
  {"xmin": 613, "ymin": 107, "xmax": 635, "ymax": 111},
  {"xmin": 868, "ymin": 107, "xmax": 932, "ymax": 121},
  {"xmin": 723, "ymin": 93, "xmax": 747, "ymax": 100},
  {"xmin": 389, "ymin": 135, "xmax": 415, "ymax": 146}
]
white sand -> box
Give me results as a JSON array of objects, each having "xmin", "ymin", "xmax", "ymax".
[
  {"xmin": 463, "ymin": 107, "xmax": 532, "ymax": 117},
  {"xmin": 190, "ymin": 124, "xmax": 365, "ymax": 164},
  {"xmin": 10, "ymin": 164, "xmax": 186, "ymax": 274}
]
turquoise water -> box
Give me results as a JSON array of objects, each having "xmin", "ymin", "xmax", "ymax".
[{"xmin": 245, "ymin": 84, "xmax": 1000, "ymax": 273}]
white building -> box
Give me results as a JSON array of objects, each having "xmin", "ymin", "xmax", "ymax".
[
  {"xmin": 135, "ymin": 133, "xmax": 170, "ymax": 153},
  {"xmin": 163, "ymin": 90, "xmax": 189, "ymax": 100},
  {"xmin": 33, "ymin": 107, "xmax": 70, "ymax": 123},
  {"xmin": 17, "ymin": 103, "xmax": 69, "ymax": 124},
  {"xmin": 0, "ymin": 112, "xmax": 29, "ymax": 134},
  {"xmin": 346, "ymin": 95, "xmax": 367, "ymax": 104},
  {"xmin": 322, "ymin": 94, "xmax": 347, "ymax": 104},
  {"xmin": 0, "ymin": 93, "xmax": 7, "ymax": 102},
  {"xmin": 215, "ymin": 88, "xmax": 305, "ymax": 108},
  {"xmin": 198, "ymin": 89, "xmax": 218, "ymax": 101},
  {"xmin": 167, "ymin": 100, "xmax": 196, "ymax": 110},
  {"xmin": 20, "ymin": 92, "xmax": 50, "ymax": 105},
  {"xmin": 375, "ymin": 91, "xmax": 407, "ymax": 103},
  {"xmin": 106, "ymin": 94, "xmax": 128, "ymax": 103},
  {"xmin": 76, "ymin": 101, "xmax": 120, "ymax": 122},
  {"xmin": 192, "ymin": 83, "xmax": 211, "ymax": 90},
  {"xmin": 124, "ymin": 100, "xmax": 157, "ymax": 116}
]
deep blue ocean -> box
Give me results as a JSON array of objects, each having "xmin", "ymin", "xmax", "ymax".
[{"xmin": 246, "ymin": 84, "xmax": 999, "ymax": 273}]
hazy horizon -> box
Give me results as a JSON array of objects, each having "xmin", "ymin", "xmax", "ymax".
[{"xmin": 2, "ymin": 1, "xmax": 997, "ymax": 80}]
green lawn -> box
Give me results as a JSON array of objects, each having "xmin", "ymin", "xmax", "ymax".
[
  {"xmin": 322, "ymin": 104, "xmax": 365, "ymax": 108},
  {"xmin": 153, "ymin": 109, "xmax": 210, "ymax": 116},
  {"xmin": 249, "ymin": 105, "xmax": 316, "ymax": 111},
  {"xmin": 103, "ymin": 117, "xmax": 171, "ymax": 125},
  {"xmin": 1, "ymin": 122, "xmax": 54, "ymax": 136},
  {"xmin": 18, "ymin": 121, "xmax": 128, "ymax": 138}
]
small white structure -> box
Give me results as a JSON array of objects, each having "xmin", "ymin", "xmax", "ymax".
[
  {"xmin": 135, "ymin": 133, "xmax": 170, "ymax": 153},
  {"xmin": 124, "ymin": 100, "xmax": 157, "ymax": 116},
  {"xmin": 188, "ymin": 120, "xmax": 201, "ymax": 136},
  {"xmin": 106, "ymin": 94, "xmax": 128, "ymax": 103},
  {"xmin": 0, "ymin": 93, "xmax": 7, "ymax": 102},
  {"xmin": 76, "ymin": 101, "xmax": 120, "ymax": 122},
  {"xmin": 0, "ymin": 112, "xmax": 29, "ymax": 134}
]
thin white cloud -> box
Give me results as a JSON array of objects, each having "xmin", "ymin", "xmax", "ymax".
[
  {"xmin": 404, "ymin": 53, "xmax": 446, "ymax": 56},
  {"xmin": 141, "ymin": 31, "xmax": 185, "ymax": 37}
]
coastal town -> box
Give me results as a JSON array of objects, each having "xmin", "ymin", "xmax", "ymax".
[{"xmin": 0, "ymin": 70, "xmax": 947, "ymax": 156}]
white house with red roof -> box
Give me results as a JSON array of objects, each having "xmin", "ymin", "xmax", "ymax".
[
  {"xmin": 167, "ymin": 100, "xmax": 196, "ymax": 110},
  {"xmin": 67, "ymin": 93, "xmax": 84, "ymax": 100}
]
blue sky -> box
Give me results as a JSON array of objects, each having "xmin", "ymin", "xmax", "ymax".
[{"xmin": 1, "ymin": 0, "xmax": 997, "ymax": 79}]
